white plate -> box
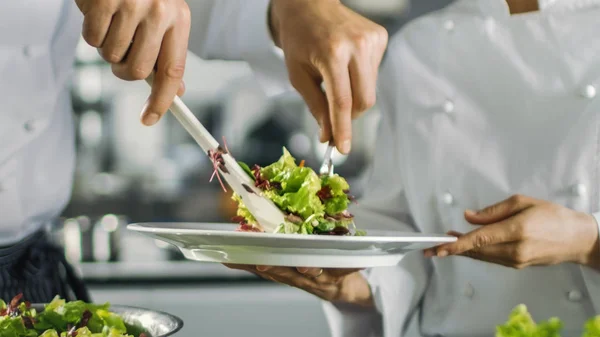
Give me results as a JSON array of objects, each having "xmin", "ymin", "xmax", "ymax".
[{"xmin": 128, "ymin": 223, "xmax": 457, "ymax": 268}]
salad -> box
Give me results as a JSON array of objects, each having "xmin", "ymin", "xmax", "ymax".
[
  {"xmin": 0, "ymin": 294, "xmax": 146, "ymax": 337},
  {"xmin": 232, "ymin": 147, "xmax": 365, "ymax": 236},
  {"xmin": 497, "ymin": 304, "xmax": 600, "ymax": 337}
]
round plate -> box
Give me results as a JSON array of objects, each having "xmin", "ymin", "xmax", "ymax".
[{"xmin": 128, "ymin": 222, "xmax": 456, "ymax": 268}]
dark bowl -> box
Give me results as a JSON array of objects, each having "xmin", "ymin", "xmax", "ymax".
[{"xmin": 31, "ymin": 304, "xmax": 183, "ymax": 337}]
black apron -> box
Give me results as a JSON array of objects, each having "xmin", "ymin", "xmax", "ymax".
[{"xmin": 0, "ymin": 230, "xmax": 91, "ymax": 303}]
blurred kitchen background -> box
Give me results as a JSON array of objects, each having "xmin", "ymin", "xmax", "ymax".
[{"xmin": 49, "ymin": 1, "xmax": 453, "ymax": 336}]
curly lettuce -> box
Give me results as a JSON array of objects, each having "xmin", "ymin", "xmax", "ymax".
[{"xmin": 235, "ymin": 147, "xmax": 362, "ymax": 235}]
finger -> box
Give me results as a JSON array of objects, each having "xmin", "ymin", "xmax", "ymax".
[
  {"xmin": 424, "ymin": 231, "xmax": 463, "ymax": 257},
  {"xmin": 111, "ymin": 20, "xmax": 163, "ymax": 81},
  {"xmin": 320, "ymin": 60, "xmax": 353, "ymax": 154},
  {"xmin": 99, "ymin": 12, "xmax": 140, "ymax": 64},
  {"xmin": 458, "ymin": 243, "xmax": 532, "ymax": 269},
  {"xmin": 142, "ymin": 21, "xmax": 190, "ymax": 126},
  {"xmin": 286, "ymin": 62, "xmax": 331, "ymax": 142},
  {"xmin": 435, "ymin": 217, "xmax": 522, "ymax": 256},
  {"xmin": 348, "ymin": 55, "xmax": 376, "ymax": 119},
  {"xmin": 465, "ymin": 194, "xmax": 536, "ymax": 225},
  {"xmin": 177, "ymin": 80, "xmax": 186, "ymax": 97},
  {"xmin": 81, "ymin": 8, "xmax": 115, "ymax": 48},
  {"xmin": 296, "ymin": 267, "xmax": 322, "ymax": 278},
  {"xmin": 256, "ymin": 265, "xmax": 273, "ymax": 272},
  {"xmin": 223, "ymin": 263, "xmax": 256, "ymax": 271}
]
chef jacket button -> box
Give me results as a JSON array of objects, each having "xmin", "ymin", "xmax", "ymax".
[
  {"xmin": 581, "ymin": 85, "xmax": 596, "ymax": 99},
  {"xmin": 572, "ymin": 183, "xmax": 587, "ymax": 197},
  {"xmin": 441, "ymin": 192, "xmax": 454, "ymax": 205},
  {"xmin": 444, "ymin": 20, "xmax": 455, "ymax": 31},
  {"xmin": 568, "ymin": 290, "xmax": 583, "ymax": 302},
  {"xmin": 463, "ymin": 283, "xmax": 475, "ymax": 298},
  {"xmin": 443, "ymin": 100, "xmax": 454, "ymax": 113},
  {"xmin": 22, "ymin": 45, "xmax": 31, "ymax": 57}
]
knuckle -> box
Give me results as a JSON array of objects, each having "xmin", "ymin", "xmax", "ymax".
[
  {"xmin": 130, "ymin": 65, "xmax": 152, "ymax": 80},
  {"xmin": 324, "ymin": 38, "xmax": 348, "ymax": 61},
  {"xmin": 101, "ymin": 49, "xmax": 122, "ymax": 64},
  {"xmin": 150, "ymin": 0, "xmax": 168, "ymax": 19},
  {"xmin": 354, "ymin": 93, "xmax": 376, "ymax": 113},
  {"xmin": 82, "ymin": 29, "xmax": 103, "ymax": 48},
  {"xmin": 332, "ymin": 94, "xmax": 353, "ymax": 111},
  {"xmin": 513, "ymin": 245, "xmax": 529, "ymax": 264},
  {"xmin": 473, "ymin": 235, "xmax": 490, "ymax": 249},
  {"xmin": 178, "ymin": 2, "xmax": 191, "ymax": 24},
  {"xmin": 350, "ymin": 33, "xmax": 369, "ymax": 50},
  {"xmin": 164, "ymin": 63, "xmax": 186, "ymax": 80},
  {"xmin": 510, "ymin": 194, "xmax": 525, "ymax": 205},
  {"xmin": 121, "ymin": 0, "xmax": 139, "ymax": 13}
]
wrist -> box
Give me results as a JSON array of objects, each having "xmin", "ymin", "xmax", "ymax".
[
  {"xmin": 336, "ymin": 272, "xmax": 374, "ymax": 308},
  {"xmin": 577, "ymin": 212, "xmax": 600, "ymax": 269}
]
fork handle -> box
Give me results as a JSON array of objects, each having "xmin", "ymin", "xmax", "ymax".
[{"xmin": 145, "ymin": 75, "xmax": 219, "ymax": 154}]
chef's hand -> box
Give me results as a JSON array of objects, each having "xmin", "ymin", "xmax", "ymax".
[
  {"xmin": 223, "ymin": 264, "xmax": 374, "ymax": 307},
  {"xmin": 424, "ymin": 195, "xmax": 600, "ymax": 270},
  {"xmin": 269, "ymin": 0, "xmax": 388, "ymax": 154},
  {"xmin": 75, "ymin": 0, "xmax": 190, "ymax": 126}
]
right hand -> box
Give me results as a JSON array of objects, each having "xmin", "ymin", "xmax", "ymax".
[
  {"xmin": 224, "ymin": 264, "xmax": 374, "ymax": 307},
  {"xmin": 269, "ymin": 0, "xmax": 388, "ymax": 154}
]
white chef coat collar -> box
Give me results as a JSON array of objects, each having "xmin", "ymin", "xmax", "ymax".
[{"xmin": 474, "ymin": 0, "xmax": 600, "ymax": 17}]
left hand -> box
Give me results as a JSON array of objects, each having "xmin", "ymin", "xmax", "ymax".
[
  {"xmin": 74, "ymin": 0, "xmax": 191, "ymax": 126},
  {"xmin": 424, "ymin": 194, "xmax": 600, "ymax": 269},
  {"xmin": 223, "ymin": 264, "xmax": 373, "ymax": 307}
]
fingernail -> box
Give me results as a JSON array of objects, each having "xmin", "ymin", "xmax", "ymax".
[
  {"xmin": 256, "ymin": 265, "xmax": 268, "ymax": 272},
  {"xmin": 437, "ymin": 250, "xmax": 448, "ymax": 257},
  {"xmin": 297, "ymin": 267, "xmax": 308, "ymax": 273},
  {"xmin": 340, "ymin": 140, "xmax": 351, "ymax": 154},
  {"xmin": 465, "ymin": 209, "xmax": 476, "ymax": 216},
  {"xmin": 423, "ymin": 250, "xmax": 434, "ymax": 258},
  {"xmin": 143, "ymin": 113, "xmax": 160, "ymax": 126}
]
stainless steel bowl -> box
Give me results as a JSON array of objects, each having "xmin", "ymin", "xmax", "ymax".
[{"xmin": 31, "ymin": 304, "xmax": 183, "ymax": 337}]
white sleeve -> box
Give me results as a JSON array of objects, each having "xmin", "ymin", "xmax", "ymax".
[
  {"xmin": 321, "ymin": 60, "xmax": 430, "ymax": 337},
  {"xmin": 186, "ymin": 0, "xmax": 293, "ymax": 97}
]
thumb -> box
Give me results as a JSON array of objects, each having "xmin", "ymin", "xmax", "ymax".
[{"xmin": 465, "ymin": 194, "xmax": 535, "ymax": 225}]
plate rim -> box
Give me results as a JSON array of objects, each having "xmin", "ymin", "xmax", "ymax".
[{"xmin": 127, "ymin": 222, "xmax": 457, "ymax": 243}]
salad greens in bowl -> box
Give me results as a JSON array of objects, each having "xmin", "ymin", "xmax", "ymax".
[
  {"xmin": 497, "ymin": 304, "xmax": 600, "ymax": 337},
  {"xmin": 0, "ymin": 294, "xmax": 182, "ymax": 337},
  {"xmin": 234, "ymin": 147, "xmax": 365, "ymax": 236}
]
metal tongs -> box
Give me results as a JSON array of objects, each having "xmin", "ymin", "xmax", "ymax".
[{"xmin": 145, "ymin": 76, "xmax": 285, "ymax": 233}]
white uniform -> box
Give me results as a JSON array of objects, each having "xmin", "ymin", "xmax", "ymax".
[
  {"xmin": 4, "ymin": 0, "xmax": 600, "ymax": 335},
  {"xmin": 321, "ymin": 1, "xmax": 600, "ymax": 336}
]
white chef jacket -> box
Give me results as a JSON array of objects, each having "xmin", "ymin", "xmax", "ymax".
[{"xmin": 188, "ymin": 0, "xmax": 600, "ymax": 336}]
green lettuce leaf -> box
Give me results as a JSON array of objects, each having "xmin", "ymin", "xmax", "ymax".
[
  {"xmin": 260, "ymin": 148, "xmax": 296, "ymax": 181},
  {"xmin": 231, "ymin": 193, "xmax": 257, "ymax": 225},
  {"xmin": 582, "ymin": 316, "xmax": 600, "ymax": 337},
  {"xmin": 496, "ymin": 305, "xmax": 562, "ymax": 337}
]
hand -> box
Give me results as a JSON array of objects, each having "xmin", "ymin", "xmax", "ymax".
[
  {"xmin": 75, "ymin": 0, "xmax": 191, "ymax": 126},
  {"xmin": 423, "ymin": 194, "xmax": 600, "ymax": 270},
  {"xmin": 269, "ymin": 0, "xmax": 388, "ymax": 154},
  {"xmin": 224, "ymin": 264, "xmax": 374, "ymax": 307}
]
